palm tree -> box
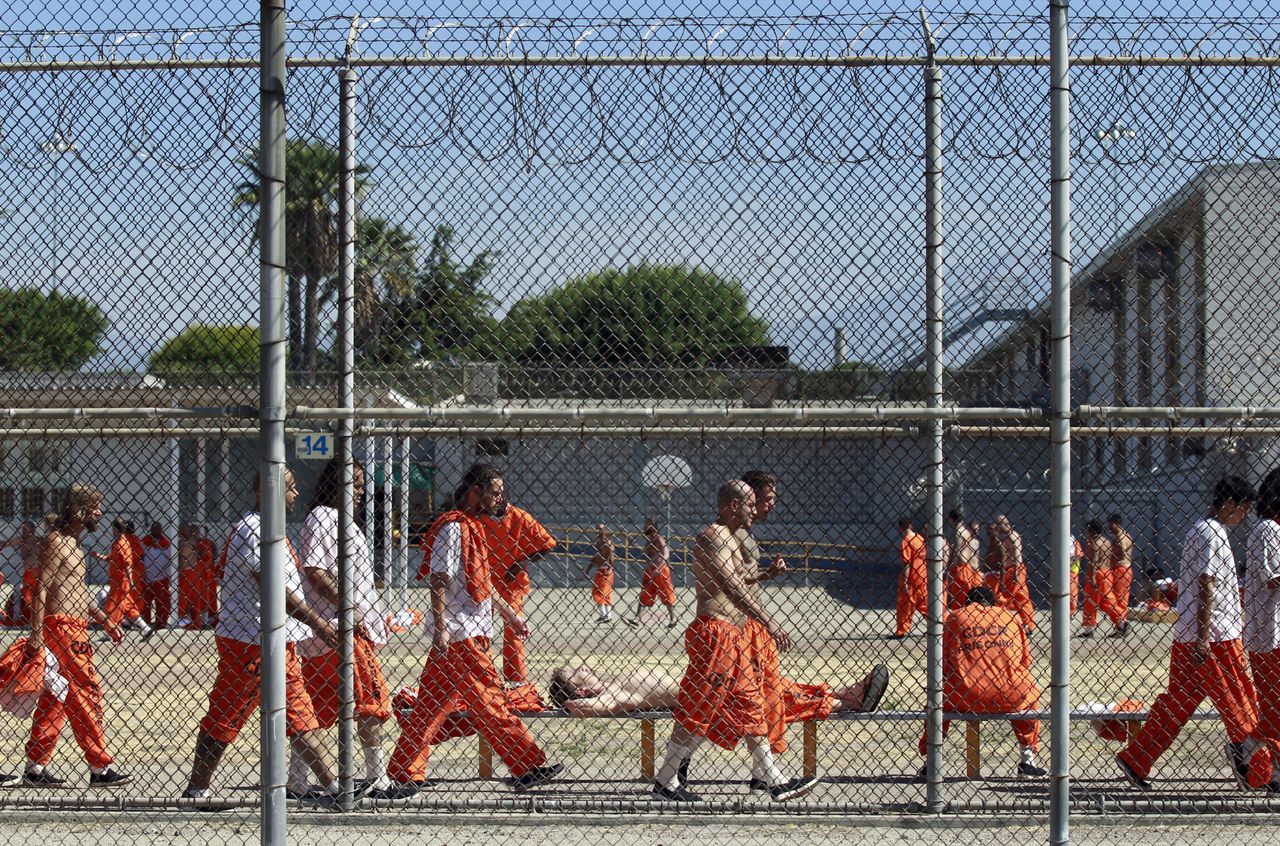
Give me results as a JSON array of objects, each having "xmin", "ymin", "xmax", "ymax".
[
  {"xmin": 233, "ymin": 139, "xmax": 369, "ymax": 375},
  {"xmin": 323, "ymin": 216, "xmax": 418, "ymax": 361}
]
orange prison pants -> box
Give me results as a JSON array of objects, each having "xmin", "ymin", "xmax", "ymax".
[
  {"xmin": 388, "ymin": 636, "xmax": 546, "ymax": 782},
  {"xmin": 27, "ymin": 616, "xmax": 113, "ymax": 769},
  {"xmin": 300, "ymin": 635, "xmax": 392, "ymax": 729},
  {"xmin": 674, "ymin": 616, "xmax": 767, "ymax": 750},
  {"xmin": 1118, "ymin": 640, "xmax": 1260, "ymax": 780},
  {"xmin": 415, "ymin": 682, "xmax": 546, "ymax": 744},
  {"xmin": 1249, "ymin": 649, "xmax": 1280, "ymax": 785},
  {"xmin": 1070, "ymin": 567, "xmax": 1080, "ymax": 616},
  {"xmin": 591, "ymin": 569, "xmax": 614, "ymax": 606},
  {"xmin": 743, "ymin": 617, "xmax": 788, "ymax": 753},
  {"xmin": 142, "ymin": 578, "xmax": 170, "ymax": 629},
  {"xmin": 895, "ymin": 572, "xmax": 927, "ymax": 636},
  {"xmin": 198, "ymin": 637, "xmax": 319, "ymax": 744},
  {"xmin": 103, "ymin": 572, "xmax": 144, "ymax": 629},
  {"xmin": 1106, "ymin": 566, "xmax": 1132, "ymax": 627},
  {"xmin": 177, "ymin": 568, "xmax": 203, "ymax": 622},
  {"xmin": 1082, "ymin": 570, "xmax": 1108, "ymax": 628},
  {"xmin": 781, "ymin": 679, "xmax": 836, "ymax": 724},
  {"xmin": 640, "ymin": 565, "xmax": 677, "ymax": 607}
]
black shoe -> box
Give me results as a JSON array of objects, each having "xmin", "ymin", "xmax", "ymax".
[
  {"xmin": 915, "ymin": 765, "xmax": 928, "ymax": 784},
  {"xmin": 298, "ymin": 790, "xmax": 339, "ymax": 809},
  {"xmin": 746, "ymin": 777, "xmax": 768, "ymax": 791},
  {"xmin": 859, "ymin": 664, "xmax": 890, "ymax": 713},
  {"xmin": 1267, "ymin": 779, "xmax": 1280, "ymax": 795},
  {"xmin": 22, "ymin": 770, "xmax": 67, "ymax": 787},
  {"xmin": 88, "ymin": 769, "xmax": 131, "ymax": 788},
  {"xmin": 0, "ymin": 773, "xmax": 15, "ymax": 787},
  {"xmin": 1108, "ymin": 622, "xmax": 1129, "ymax": 638},
  {"xmin": 179, "ymin": 789, "xmax": 227, "ymax": 813},
  {"xmin": 890, "ymin": 634, "xmax": 906, "ymax": 640},
  {"xmin": 677, "ymin": 757, "xmax": 690, "ymax": 786},
  {"xmin": 368, "ymin": 780, "xmax": 429, "ymax": 801},
  {"xmin": 1225, "ymin": 741, "xmax": 1251, "ymax": 790},
  {"xmin": 624, "ymin": 618, "xmax": 640, "ymax": 628},
  {"xmin": 1017, "ymin": 762, "xmax": 1048, "ymax": 779},
  {"xmin": 1079, "ymin": 629, "xmax": 1094, "ymax": 638},
  {"xmin": 1116, "ymin": 755, "xmax": 1151, "ymax": 791},
  {"xmin": 285, "ymin": 787, "xmax": 329, "ymax": 801},
  {"xmin": 769, "ymin": 775, "xmax": 819, "ymax": 802},
  {"xmin": 511, "ymin": 763, "xmax": 563, "ymax": 792},
  {"xmin": 652, "ymin": 780, "xmax": 701, "ymax": 802}
]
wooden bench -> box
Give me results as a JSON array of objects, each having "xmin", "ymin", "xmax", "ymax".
[{"xmin": 471, "ymin": 709, "xmax": 1222, "ymax": 781}]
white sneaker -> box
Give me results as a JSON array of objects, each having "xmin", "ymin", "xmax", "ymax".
[{"xmin": 174, "ymin": 617, "xmax": 192, "ymax": 628}]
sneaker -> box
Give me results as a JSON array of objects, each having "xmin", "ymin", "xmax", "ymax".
[
  {"xmin": 174, "ymin": 617, "xmax": 192, "ymax": 628},
  {"xmin": 1079, "ymin": 628, "xmax": 1094, "ymax": 638},
  {"xmin": 1108, "ymin": 622, "xmax": 1129, "ymax": 638},
  {"xmin": 139, "ymin": 626, "xmax": 156, "ymax": 642},
  {"xmin": 677, "ymin": 757, "xmax": 690, "ymax": 786},
  {"xmin": 1266, "ymin": 779, "xmax": 1280, "ymax": 796},
  {"xmin": 652, "ymin": 780, "xmax": 701, "ymax": 802},
  {"xmin": 0, "ymin": 773, "xmax": 15, "ymax": 787},
  {"xmin": 623, "ymin": 618, "xmax": 640, "ymax": 628},
  {"xmin": 510, "ymin": 763, "xmax": 563, "ymax": 792},
  {"xmin": 1225, "ymin": 741, "xmax": 1251, "ymax": 790},
  {"xmin": 1017, "ymin": 762, "xmax": 1048, "ymax": 779},
  {"xmin": 1116, "ymin": 755, "xmax": 1151, "ymax": 791},
  {"xmin": 367, "ymin": 780, "xmax": 430, "ymax": 801},
  {"xmin": 88, "ymin": 769, "xmax": 131, "ymax": 787},
  {"xmin": 285, "ymin": 786, "xmax": 326, "ymax": 801},
  {"xmin": 746, "ymin": 777, "xmax": 769, "ymax": 791},
  {"xmin": 915, "ymin": 765, "xmax": 928, "ymax": 784},
  {"xmin": 858, "ymin": 664, "xmax": 890, "ymax": 713},
  {"xmin": 22, "ymin": 769, "xmax": 67, "ymax": 788},
  {"xmin": 769, "ymin": 775, "xmax": 819, "ymax": 802},
  {"xmin": 179, "ymin": 789, "xmax": 227, "ymax": 813},
  {"xmin": 297, "ymin": 790, "xmax": 340, "ymax": 810}
]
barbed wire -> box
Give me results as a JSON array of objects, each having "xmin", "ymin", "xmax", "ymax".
[{"xmin": 2, "ymin": 14, "xmax": 1280, "ymax": 65}]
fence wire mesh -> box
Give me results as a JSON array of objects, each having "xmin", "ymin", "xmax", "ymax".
[{"xmin": 2, "ymin": 4, "xmax": 1280, "ymax": 845}]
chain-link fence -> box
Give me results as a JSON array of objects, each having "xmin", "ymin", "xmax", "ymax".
[{"xmin": 3, "ymin": 3, "xmax": 1280, "ymax": 845}]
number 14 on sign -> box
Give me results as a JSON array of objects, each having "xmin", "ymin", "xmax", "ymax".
[{"xmin": 295, "ymin": 432, "xmax": 332, "ymax": 459}]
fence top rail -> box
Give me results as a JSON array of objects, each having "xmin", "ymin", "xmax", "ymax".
[
  {"xmin": 292, "ymin": 405, "xmax": 1042, "ymax": 423},
  {"xmin": 1, "ymin": 53, "xmax": 1279, "ymax": 72}
]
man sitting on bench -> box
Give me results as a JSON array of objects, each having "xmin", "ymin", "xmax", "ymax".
[
  {"xmin": 548, "ymin": 661, "xmax": 889, "ymax": 721},
  {"xmin": 917, "ymin": 585, "xmax": 1046, "ymax": 780}
]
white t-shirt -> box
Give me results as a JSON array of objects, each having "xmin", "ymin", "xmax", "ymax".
[
  {"xmin": 142, "ymin": 539, "xmax": 175, "ymax": 582},
  {"xmin": 1245, "ymin": 518, "xmax": 1280, "ymax": 654},
  {"xmin": 296, "ymin": 506, "xmax": 388, "ymax": 658},
  {"xmin": 216, "ymin": 511, "xmax": 310, "ymax": 645},
  {"xmin": 1172, "ymin": 517, "xmax": 1244, "ymax": 644},
  {"xmin": 423, "ymin": 520, "xmax": 493, "ymax": 643}
]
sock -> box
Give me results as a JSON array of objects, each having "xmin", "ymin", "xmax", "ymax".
[
  {"xmin": 287, "ymin": 753, "xmax": 309, "ymax": 793},
  {"xmin": 1020, "ymin": 746, "xmax": 1036, "ymax": 766},
  {"xmin": 605, "ymin": 606, "xmax": 612, "ymax": 620},
  {"xmin": 749, "ymin": 744, "xmax": 784, "ymax": 788},
  {"xmin": 655, "ymin": 739, "xmax": 698, "ymax": 789},
  {"xmin": 750, "ymin": 759, "xmax": 764, "ymax": 780},
  {"xmin": 25, "ymin": 761, "xmax": 43, "ymax": 775},
  {"xmin": 91, "ymin": 765, "xmax": 110, "ymax": 775},
  {"xmin": 185, "ymin": 787, "xmax": 207, "ymax": 798},
  {"xmin": 363, "ymin": 746, "xmax": 387, "ymax": 783}
]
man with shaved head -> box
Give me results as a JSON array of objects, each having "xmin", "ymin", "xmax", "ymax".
[{"xmin": 649, "ymin": 479, "xmax": 817, "ymax": 803}]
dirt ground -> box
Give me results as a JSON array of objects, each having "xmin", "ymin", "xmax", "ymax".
[{"xmin": 0, "ymin": 585, "xmax": 1266, "ymax": 820}]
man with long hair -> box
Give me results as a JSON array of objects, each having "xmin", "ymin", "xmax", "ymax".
[
  {"xmin": 382, "ymin": 464, "xmax": 561, "ymax": 798},
  {"xmin": 294, "ymin": 458, "xmax": 392, "ymax": 795},
  {"xmin": 24, "ymin": 484, "xmax": 131, "ymax": 787}
]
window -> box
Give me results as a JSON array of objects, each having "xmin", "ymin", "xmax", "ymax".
[
  {"xmin": 21, "ymin": 488, "xmax": 46, "ymax": 519},
  {"xmin": 0, "ymin": 488, "xmax": 13, "ymax": 520}
]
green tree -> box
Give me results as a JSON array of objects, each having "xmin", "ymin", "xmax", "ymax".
[
  {"xmin": 337, "ymin": 217, "xmax": 418, "ymax": 361},
  {"xmin": 0, "ymin": 288, "xmax": 108, "ymax": 371},
  {"xmin": 372, "ymin": 224, "xmax": 499, "ymax": 364},
  {"xmin": 149, "ymin": 324, "xmax": 260, "ymax": 382},
  {"xmin": 499, "ymin": 264, "xmax": 769, "ymax": 368},
  {"xmin": 233, "ymin": 140, "xmax": 369, "ymax": 376}
]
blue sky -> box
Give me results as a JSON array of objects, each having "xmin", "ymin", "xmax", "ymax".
[{"xmin": 0, "ymin": 2, "xmax": 1275, "ymax": 374}]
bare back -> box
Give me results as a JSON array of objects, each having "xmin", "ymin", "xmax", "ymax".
[
  {"xmin": 954, "ymin": 523, "xmax": 979, "ymax": 567},
  {"xmin": 1087, "ymin": 535, "xmax": 1113, "ymax": 571},
  {"xmin": 1111, "ymin": 528, "xmax": 1134, "ymax": 569},
  {"xmin": 692, "ymin": 523, "xmax": 748, "ymax": 624},
  {"xmin": 39, "ymin": 529, "xmax": 96, "ymax": 621}
]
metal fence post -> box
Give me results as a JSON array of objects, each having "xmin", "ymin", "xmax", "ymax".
[
  {"xmin": 1048, "ymin": 0, "xmax": 1074, "ymax": 843},
  {"xmin": 258, "ymin": 0, "xmax": 289, "ymax": 839},
  {"xmin": 336, "ymin": 62, "xmax": 359, "ymax": 812},
  {"xmin": 921, "ymin": 9, "xmax": 946, "ymax": 814},
  {"xmin": 398, "ymin": 434, "xmax": 411, "ymax": 613}
]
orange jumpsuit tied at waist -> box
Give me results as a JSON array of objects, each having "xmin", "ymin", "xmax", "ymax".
[
  {"xmin": 479, "ymin": 505, "xmax": 557, "ymax": 684},
  {"xmin": 896, "ymin": 530, "xmax": 928, "ymax": 636},
  {"xmin": 919, "ymin": 602, "xmax": 1041, "ymax": 756},
  {"xmin": 674, "ymin": 615, "xmax": 767, "ymax": 750},
  {"xmin": 591, "ymin": 566, "xmax": 614, "ymax": 606}
]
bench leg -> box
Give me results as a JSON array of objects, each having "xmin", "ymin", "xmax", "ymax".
[
  {"xmin": 1126, "ymin": 720, "xmax": 1142, "ymax": 745},
  {"xmin": 965, "ymin": 720, "xmax": 981, "ymax": 780},
  {"xmin": 479, "ymin": 734, "xmax": 493, "ymax": 779},
  {"xmin": 803, "ymin": 721, "xmax": 818, "ymax": 778},
  {"xmin": 641, "ymin": 719, "xmax": 655, "ymax": 780}
]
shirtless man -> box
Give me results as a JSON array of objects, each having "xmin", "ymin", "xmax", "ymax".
[
  {"xmin": 946, "ymin": 510, "xmax": 983, "ymax": 610},
  {"xmin": 626, "ymin": 520, "xmax": 678, "ymax": 628},
  {"xmin": 24, "ymin": 484, "xmax": 131, "ymax": 787},
  {"xmin": 583, "ymin": 524, "xmax": 615, "ymax": 623},
  {"xmin": 649, "ymin": 479, "xmax": 817, "ymax": 802},
  {"xmin": 1106, "ymin": 514, "xmax": 1134, "ymax": 637},
  {"xmin": 550, "ymin": 661, "xmax": 888, "ymax": 719},
  {"xmin": 1081, "ymin": 519, "xmax": 1114, "ymax": 638}
]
